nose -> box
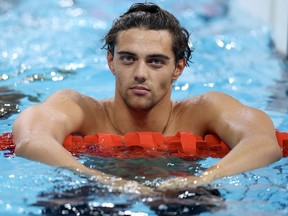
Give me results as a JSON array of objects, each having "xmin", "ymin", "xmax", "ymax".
[{"xmin": 134, "ymin": 61, "xmax": 148, "ymax": 83}]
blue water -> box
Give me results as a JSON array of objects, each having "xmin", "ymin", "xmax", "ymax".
[{"xmin": 1, "ymin": 0, "xmax": 288, "ymax": 215}]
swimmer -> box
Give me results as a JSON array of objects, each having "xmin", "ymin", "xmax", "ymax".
[{"xmin": 13, "ymin": 3, "xmax": 282, "ymax": 194}]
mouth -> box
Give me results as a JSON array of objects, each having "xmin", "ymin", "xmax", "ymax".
[{"xmin": 130, "ymin": 85, "xmax": 150, "ymax": 96}]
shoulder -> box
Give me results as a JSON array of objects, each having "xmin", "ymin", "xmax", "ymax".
[
  {"xmin": 46, "ymin": 89, "xmax": 87, "ymax": 103},
  {"xmin": 40, "ymin": 89, "xmax": 108, "ymax": 120},
  {"xmin": 174, "ymin": 91, "xmax": 246, "ymax": 126},
  {"xmin": 191, "ymin": 91, "xmax": 237, "ymax": 104},
  {"xmin": 45, "ymin": 89, "xmax": 104, "ymax": 108},
  {"xmin": 191, "ymin": 92, "xmax": 271, "ymax": 131},
  {"xmin": 43, "ymin": 89, "xmax": 110, "ymax": 131},
  {"xmin": 177, "ymin": 91, "xmax": 237, "ymax": 109}
]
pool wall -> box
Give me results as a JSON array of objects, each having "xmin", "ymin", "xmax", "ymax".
[{"xmin": 235, "ymin": 0, "xmax": 288, "ymax": 57}]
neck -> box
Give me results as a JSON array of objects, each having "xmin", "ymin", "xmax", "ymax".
[{"xmin": 110, "ymin": 99, "xmax": 172, "ymax": 135}]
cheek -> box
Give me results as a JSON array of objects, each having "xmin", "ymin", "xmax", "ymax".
[
  {"xmin": 115, "ymin": 72, "xmax": 129, "ymax": 89},
  {"xmin": 115, "ymin": 75, "xmax": 124, "ymax": 86},
  {"xmin": 158, "ymin": 75, "xmax": 173, "ymax": 90}
]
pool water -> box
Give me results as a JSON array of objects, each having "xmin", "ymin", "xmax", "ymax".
[{"xmin": 1, "ymin": 0, "xmax": 288, "ymax": 215}]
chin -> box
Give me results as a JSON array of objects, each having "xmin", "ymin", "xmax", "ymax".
[
  {"xmin": 123, "ymin": 94, "xmax": 156, "ymax": 111},
  {"xmin": 129, "ymin": 105, "xmax": 152, "ymax": 112},
  {"xmin": 127, "ymin": 101, "xmax": 155, "ymax": 111}
]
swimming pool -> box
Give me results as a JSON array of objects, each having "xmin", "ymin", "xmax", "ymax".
[{"xmin": 1, "ymin": 0, "xmax": 288, "ymax": 215}]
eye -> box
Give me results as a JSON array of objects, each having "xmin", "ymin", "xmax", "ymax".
[
  {"xmin": 120, "ymin": 55, "xmax": 135, "ymax": 64},
  {"xmin": 149, "ymin": 58, "xmax": 166, "ymax": 68}
]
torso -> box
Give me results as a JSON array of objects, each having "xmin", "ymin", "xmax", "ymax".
[{"xmin": 77, "ymin": 93, "xmax": 212, "ymax": 137}]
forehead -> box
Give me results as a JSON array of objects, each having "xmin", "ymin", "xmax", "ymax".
[{"xmin": 115, "ymin": 28, "xmax": 174, "ymax": 56}]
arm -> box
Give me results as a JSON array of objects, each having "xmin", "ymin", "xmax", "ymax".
[
  {"xmin": 203, "ymin": 92, "xmax": 282, "ymax": 181},
  {"xmin": 13, "ymin": 89, "xmax": 155, "ymax": 195},
  {"xmin": 158, "ymin": 92, "xmax": 282, "ymax": 190}
]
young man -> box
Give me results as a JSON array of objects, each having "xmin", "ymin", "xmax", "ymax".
[{"xmin": 13, "ymin": 3, "xmax": 282, "ymax": 194}]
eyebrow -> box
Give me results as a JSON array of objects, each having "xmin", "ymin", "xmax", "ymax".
[
  {"xmin": 148, "ymin": 54, "xmax": 170, "ymax": 60},
  {"xmin": 117, "ymin": 51, "xmax": 136, "ymax": 56},
  {"xmin": 117, "ymin": 51, "xmax": 171, "ymax": 60}
]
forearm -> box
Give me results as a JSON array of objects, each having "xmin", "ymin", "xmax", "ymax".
[
  {"xmin": 157, "ymin": 135, "xmax": 282, "ymax": 191},
  {"xmin": 15, "ymin": 136, "xmax": 157, "ymax": 195},
  {"xmin": 12, "ymin": 103, "xmax": 95, "ymax": 175},
  {"xmin": 14, "ymin": 134, "xmax": 107, "ymax": 177},
  {"xmin": 200, "ymin": 135, "xmax": 282, "ymax": 182}
]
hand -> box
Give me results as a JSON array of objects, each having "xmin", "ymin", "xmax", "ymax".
[
  {"xmin": 111, "ymin": 179, "xmax": 159, "ymax": 196},
  {"xmin": 92, "ymin": 173, "xmax": 159, "ymax": 196},
  {"xmin": 157, "ymin": 173, "xmax": 213, "ymax": 192}
]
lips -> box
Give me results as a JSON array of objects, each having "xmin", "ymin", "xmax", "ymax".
[{"xmin": 130, "ymin": 85, "xmax": 150, "ymax": 95}]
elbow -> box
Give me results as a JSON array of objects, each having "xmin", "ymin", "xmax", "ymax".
[
  {"xmin": 273, "ymin": 144, "xmax": 283, "ymax": 162},
  {"xmin": 255, "ymin": 134, "xmax": 283, "ymax": 164},
  {"xmin": 266, "ymin": 141, "xmax": 282, "ymax": 163},
  {"xmin": 12, "ymin": 129, "xmax": 28, "ymax": 157},
  {"xmin": 14, "ymin": 137, "xmax": 31, "ymax": 157},
  {"xmin": 13, "ymin": 112, "xmax": 35, "ymax": 157},
  {"xmin": 13, "ymin": 128, "xmax": 36, "ymax": 158}
]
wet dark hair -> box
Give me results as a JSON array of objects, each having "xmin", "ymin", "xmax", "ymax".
[{"xmin": 102, "ymin": 2, "xmax": 193, "ymax": 66}]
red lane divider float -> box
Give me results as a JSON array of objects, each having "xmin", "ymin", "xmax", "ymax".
[
  {"xmin": 1, "ymin": 131, "xmax": 288, "ymax": 158},
  {"xmin": 0, "ymin": 132, "xmax": 15, "ymax": 156}
]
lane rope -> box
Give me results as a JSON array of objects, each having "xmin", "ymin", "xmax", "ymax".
[{"xmin": 1, "ymin": 131, "xmax": 287, "ymax": 158}]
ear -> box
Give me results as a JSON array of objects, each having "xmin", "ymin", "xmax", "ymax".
[
  {"xmin": 107, "ymin": 50, "xmax": 116, "ymax": 75},
  {"xmin": 172, "ymin": 58, "xmax": 186, "ymax": 81}
]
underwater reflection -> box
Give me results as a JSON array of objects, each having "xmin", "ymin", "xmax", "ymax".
[
  {"xmin": 35, "ymin": 183, "xmax": 224, "ymax": 216},
  {"xmin": 33, "ymin": 156, "xmax": 225, "ymax": 215}
]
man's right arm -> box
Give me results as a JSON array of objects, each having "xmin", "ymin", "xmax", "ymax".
[
  {"xmin": 13, "ymin": 89, "xmax": 86, "ymax": 167},
  {"xmin": 13, "ymin": 90, "xmax": 111, "ymax": 177},
  {"xmin": 13, "ymin": 89, "xmax": 155, "ymax": 195}
]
